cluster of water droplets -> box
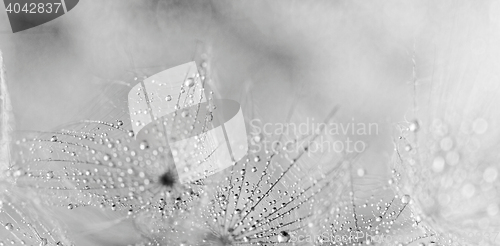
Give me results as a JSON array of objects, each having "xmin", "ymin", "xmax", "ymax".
[
  {"xmin": 7, "ymin": 94, "xmax": 446, "ymax": 246},
  {"xmin": 126, "ymin": 104, "xmax": 442, "ymax": 246},
  {"xmin": 0, "ymin": 183, "xmax": 71, "ymax": 246},
  {"xmin": 307, "ymin": 167, "xmax": 440, "ymax": 246},
  {"xmin": 389, "ymin": 44, "xmax": 500, "ymax": 245},
  {"xmin": 14, "ymin": 119, "xmax": 203, "ymax": 215},
  {"xmin": 6, "ymin": 57, "xmax": 225, "ymax": 245},
  {"xmin": 133, "ymin": 107, "xmax": 346, "ymax": 245},
  {"xmin": 7, "ymin": 45, "xmax": 497, "ymax": 245},
  {"xmin": 2, "ymin": 51, "xmax": 73, "ymax": 246},
  {"xmin": 391, "ymin": 115, "xmax": 500, "ymax": 246}
]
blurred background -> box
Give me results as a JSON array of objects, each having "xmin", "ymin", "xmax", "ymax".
[{"xmin": 1, "ymin": 0, "xmax": 499, "ymax": 245}]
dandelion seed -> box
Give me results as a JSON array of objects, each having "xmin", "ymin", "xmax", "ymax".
[
  {"xmin": 0, "ymin": 184, "xmax": 72, "ymax": 246},
  {"xmin": 138, "ymin": 106, "xmax": 376, "ymax": 245},
  {"xmin": 307, "ymin": 161, "xmax": 434, "ymax": 246},
  {"xmin": 10, "ymin": 64, "xmax": 217, "ymax": 220},
  {"xmin": 391, "ymin": 42, "xmax": 500, "ymax": 245},
  {"xmin": 10, "ymin": 57, "xmax": 253, "ymax": 246}
]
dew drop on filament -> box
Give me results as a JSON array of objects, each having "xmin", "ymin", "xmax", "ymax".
[
  {"xmin": 277, "ymin": 231, "xmax": 291, "ymax": 242},
  {"xmin": 4, "ymin": 222, "xmax": 13, "ymax": 231},
  {"xmin": 409, "ymin": 120, "xmax": 419, "ymax": 132},
  {"xmin": 401, "ymin": 194, "xmax": 410, "ymax": 204},
  {"xmin": 139, "ymin": 140, "xmax": 149, "ymax": 150},
  {"xmin": 184, "ymin": 78, "xmax": 195, "ymax": 88}
]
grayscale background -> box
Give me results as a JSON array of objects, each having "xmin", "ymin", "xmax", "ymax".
[{"xmin": 1, "ymin": 0, "xmax": 499, "ymax": 245}]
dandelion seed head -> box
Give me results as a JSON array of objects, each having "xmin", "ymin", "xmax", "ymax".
[
  {"xmin": 134, "ymin": 105, "xmax": 352, "ymax": 245},
  {"xmin": 8, "ymin": 59, "xmax": 234, "ymax": 230},
  {"xmin": 11, "ymin": 100, "xmax": 207, "ymax": 221}
]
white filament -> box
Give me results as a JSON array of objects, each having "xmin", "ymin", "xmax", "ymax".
[{"xmin": 0, "ymin": 50, "xmax": 13, "ymax": 176}]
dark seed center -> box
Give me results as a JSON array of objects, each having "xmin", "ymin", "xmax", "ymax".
[{"xmin": 159, "ymin": 170, "xmax": 177, "ymax": 187}]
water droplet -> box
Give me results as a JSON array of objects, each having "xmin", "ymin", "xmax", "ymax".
[
  {"xmin": 461, "ymin": 183, "xmax": 476, "ymax": 198},
  {"xmin": 487, "ymin": 203, "xmax": 499, "ymax": 216},
  {"xmin": 432, "ymin": 156, "xmax": 445, "ymax": 173},
  {"xmin": 440, "ymin": 137, "xmax": 453, "ymax": 151},
  {"xmin": 472, "ymin": 118, "xmax": 488, "ymax": 134},
  {"xmin": 206, "ymin": 113, "xmax": 213, "ymax": 122},
  {"xmin": 46, "ymin": 171, "xmax": 54, "ymax": 179},
  {"xmin": 4, "ymin": 223, "xmax": 13, "ymax": 231},
  {"xmin": 103, "ymin": 154, "xmax": 111, "ymax": 161},
  {"xmin": 409, "ymin": 120, "xmax": 420, "ymax": 132},
  {"xmin": 277, "ymin": 231, "xmax": 291, "ymax": 242},
  {"xmin": 184, "ymin": 78, "xmax": 195, "ymax": 88},
  {"xmin": 139, "ymin": 140, "xmax": 149, "ymax": 150},
  {"xmin": 401, "ymin": 194, "xmax": 410, "ymax": 204},
  {"xmin": 483, "ymin": 167, "xmax": 498, "ymax": 183},
  {"xmin": 39, "ymin": 238, "xmax": 48, "ymax": 246},
  {"xmin": 404, "ymin": 144, "xmax": 412, "ymax": 152},
  {"xmin": 253, "ymin": 134, "xmax": 263, "ymax": 143},
  {"xmin": 357, "ymin": 168, "xmax": 365, "ymax": 177}
]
